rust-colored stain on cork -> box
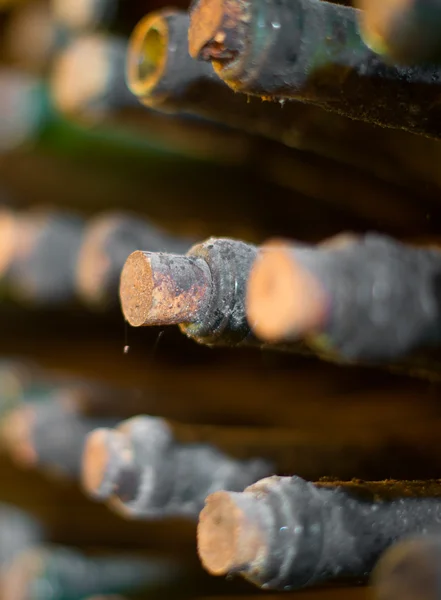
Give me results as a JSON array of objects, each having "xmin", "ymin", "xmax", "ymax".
[{"xmin": 120, "ymin": 250, "xmax": 212, "ymax": 327}]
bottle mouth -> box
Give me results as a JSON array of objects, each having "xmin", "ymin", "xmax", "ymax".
[{"xmin": 126, "ymin": 12, "xmax": 168, "ymax": 99}]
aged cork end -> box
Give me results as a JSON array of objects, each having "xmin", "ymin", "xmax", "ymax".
[
  {"xmin": 51, "ymin": 34, "xmax": 111, "ymax": 116},
  {"xmin": 82, "ymin": 428, "xmax": 133, "ymax": 500},
  {"xmin": 120, "ymin": 249, "xmax": 212, "ymax": 328},
  {"xmin": 198, "ymin": 491, "xmax": 263, "ymax": 575},
  {"xmin": 76, "ymin": 215, "xmax": 120, "ymax": 305},
  {"xmin": 119, "ymin": 250, "xmax": 155, "ymax": 327},
  {"xmin": 246, "ymin": 243, "xmax": 327, "ymax": 342}
]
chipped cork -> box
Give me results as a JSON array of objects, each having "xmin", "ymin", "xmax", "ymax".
[
  {"xmin": 246, "ymin": 244, "xmax": 328, "ymax": 343},
  {"xmin": 188, "ymin": 0, "xmax": 227, "ymax": 59},
  {"xmin": 119, "ymin": 250, "xmax": 212, "ymax": 328}
]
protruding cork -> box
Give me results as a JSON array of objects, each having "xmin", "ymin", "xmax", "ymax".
[
  {"xmin": 83, "ymin": 416, "xmax": 175, "ymax": 507},
  {"xmin": 187, "ymin": 0, "xmax": 441, "ymax": 140},
  {"xmin": 188, "ymin": 0, "xmax": 249, "ymax": 62},
  {"xmin": 120, "ymin": 250, "xmax": 212, "ymax": 327},
  {"xmin": 84, "ymin": 415, "xmax": 273, "ymax": 522},
  {"xmin": 198, "ymin": 476, "xmax": 441, "ymax": 591},
  {"xmin": 372, "ymin": 535, "xmax": 441, "ymax": 600},
  {"xmin": 126, "ymin": 12, "xmax": 169, "ymax": 98},
  {"xmin": 357, "ymin": 0, "xmax": 441, "ymax": 65},
  {"xmin": 82, "ymin": 428, "xmax": 136, "ymax": 500},
  {"xmin": 198, "ymin": 490, "xmax": 266, "ymax": 576},
  {"xmin": 246, "ymin": 244, "xmax": 328, "ymax": 342}
]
